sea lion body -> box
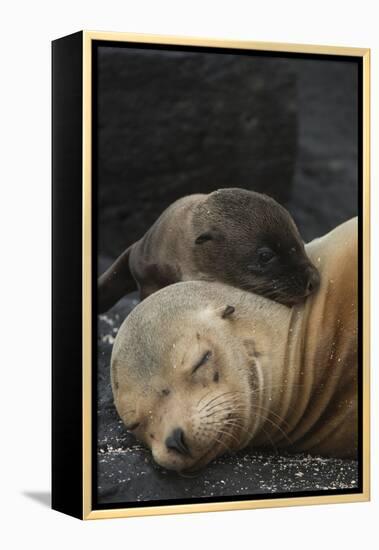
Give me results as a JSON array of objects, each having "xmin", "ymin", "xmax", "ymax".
[
  {"xmin": 99, "ymin": 188, "xmax": 320, "ymax": 310},
  {"xmin": 111, "ymin": 218, "xmax": 357, "ymax": 472},
  {"xmin": 129, "ymin": 195, "xmax": 203, "ymax": 298}
]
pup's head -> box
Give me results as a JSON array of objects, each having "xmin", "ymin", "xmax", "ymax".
[
  {"xmin": 111, "ymin": 283, "xmax": 264, "ymax": 473},
  {"xmin": 193, "ymin": 188, "xmax": 320, "ymax": 306}
]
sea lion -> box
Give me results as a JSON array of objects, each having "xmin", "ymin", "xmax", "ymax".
[
  {"xmin": 111, "ymin": 217, "xmax": 358, "ymax": 472},
  {"xmin": 98, "ymin": 188, "xmax": 320, "ymax": 312}
]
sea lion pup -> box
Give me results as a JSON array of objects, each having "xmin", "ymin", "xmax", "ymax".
[
  {"xmin": 111, "ymin": 218, "xmax": 357, "ymax": 472},
  {"xmin": 98, "ymin": 188, "xmax": 320, "ymax": 312}
]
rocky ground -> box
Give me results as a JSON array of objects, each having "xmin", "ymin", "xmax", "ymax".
[{"xmin": 96, "ymin": 300, "xmax": 359, "ymax": 505}]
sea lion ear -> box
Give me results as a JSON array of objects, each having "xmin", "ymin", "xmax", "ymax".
[
  {"xmin": 221, "ymin": 305, "xmax": 235, "ymax": 319},
  {"xmin": 195, "ymin": 231, "xmax": 214, "ymax": 245}
]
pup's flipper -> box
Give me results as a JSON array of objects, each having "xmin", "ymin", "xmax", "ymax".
[{"xmin": 98, "ymin": 246, "xmax": 137, "ymax": 313}]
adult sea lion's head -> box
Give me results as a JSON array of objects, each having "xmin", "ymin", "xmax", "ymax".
[
  {"xmin": 192, "ymin": 188, "xmax": 320, "ymax": 306},
  {"xmin": 111, "ymin": 282, "xmax": 266, "ymax": 473}
]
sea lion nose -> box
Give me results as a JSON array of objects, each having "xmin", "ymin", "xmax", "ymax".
[
  {"xmin": 305, "ymin": 267, "xmax": 320, "ymax": 295},
  {"xmin": 165, "ymin": 427, "xmax": 191, "ymax": 456}
]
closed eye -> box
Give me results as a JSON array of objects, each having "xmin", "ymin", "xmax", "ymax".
[
  {"xmin": 192, "ymin": 350, "xmax": 212, "ymax": 374},
  {"xmin": 257, "ymin": 246, "xmax": 276, "ymax": 265}
]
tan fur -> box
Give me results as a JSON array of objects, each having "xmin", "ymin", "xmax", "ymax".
[{"xmin": 111, "ymin": 218, "xmax": 358, "ymax": 471}]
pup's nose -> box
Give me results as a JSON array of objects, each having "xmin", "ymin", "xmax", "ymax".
[
  {"xmin": 305, "ymin": 267, "xmax": 320, "ymax": 295},
  {"xmin": 165, "ymin": 428, "xmax": 191, "ymax": 456}
]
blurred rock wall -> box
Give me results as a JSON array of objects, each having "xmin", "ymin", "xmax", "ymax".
[
  {"xmin": 96, "ymin": 47, "xmax": 298, "ymax": 258},
  {"xmin": 96, "ymin": 46, "xmax": 358, "ymax": 261}
]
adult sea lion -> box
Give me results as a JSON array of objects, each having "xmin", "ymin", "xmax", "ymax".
[
  {"xmin": 98, "ymin": 188, "xmax": 320, "ymax": 311},
  {"xmin": 111, "ymin": 218, "xmax": 358, "ymax": 472}
]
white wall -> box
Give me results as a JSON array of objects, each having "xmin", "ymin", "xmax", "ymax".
[{"xmin": 1, "ymin": 1, "xmax": 377, "ymax": 548}]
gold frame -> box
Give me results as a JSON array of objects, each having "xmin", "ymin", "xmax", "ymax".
[{"xmin": 81, "ymin": 31, "xmax": 371, "ymax": 520}]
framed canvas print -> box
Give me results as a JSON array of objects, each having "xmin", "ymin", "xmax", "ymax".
[{"xmin": 52, "ymin": 31, "xmax": 370, "ymax": 520}]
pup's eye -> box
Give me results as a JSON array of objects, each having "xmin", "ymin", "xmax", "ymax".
[
  {"xmin": 192, "ymin": 350, "xmax": 212, "ymax": 373},
  {"xmin": 257, "ymin": 247, "xmax": 275, "ymax": 264},
  {"xmin": 125, "ymin": 421, "xmax": 140, "ymax": 431}
]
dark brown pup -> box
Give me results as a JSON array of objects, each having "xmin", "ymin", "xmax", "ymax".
[{"xmin": 98, "ymin": 188, "xmax": 319, "ymax": 312}]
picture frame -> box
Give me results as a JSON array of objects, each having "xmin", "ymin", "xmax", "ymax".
[{"xmin": 52, "ymin": 30, "xmax": 370, "ymax": 520}]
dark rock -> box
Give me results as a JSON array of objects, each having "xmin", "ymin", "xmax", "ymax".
[
  {"xmin": 287, "ymin": 59, "xmax": 358, "ymax": 242},
  {"xmin": 96, "ymin": 49, "xmax": 359, "ymax": 259},
  {"xmin": 96, "ymin": 47, "xmax": 298, "ymax": 257}
]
